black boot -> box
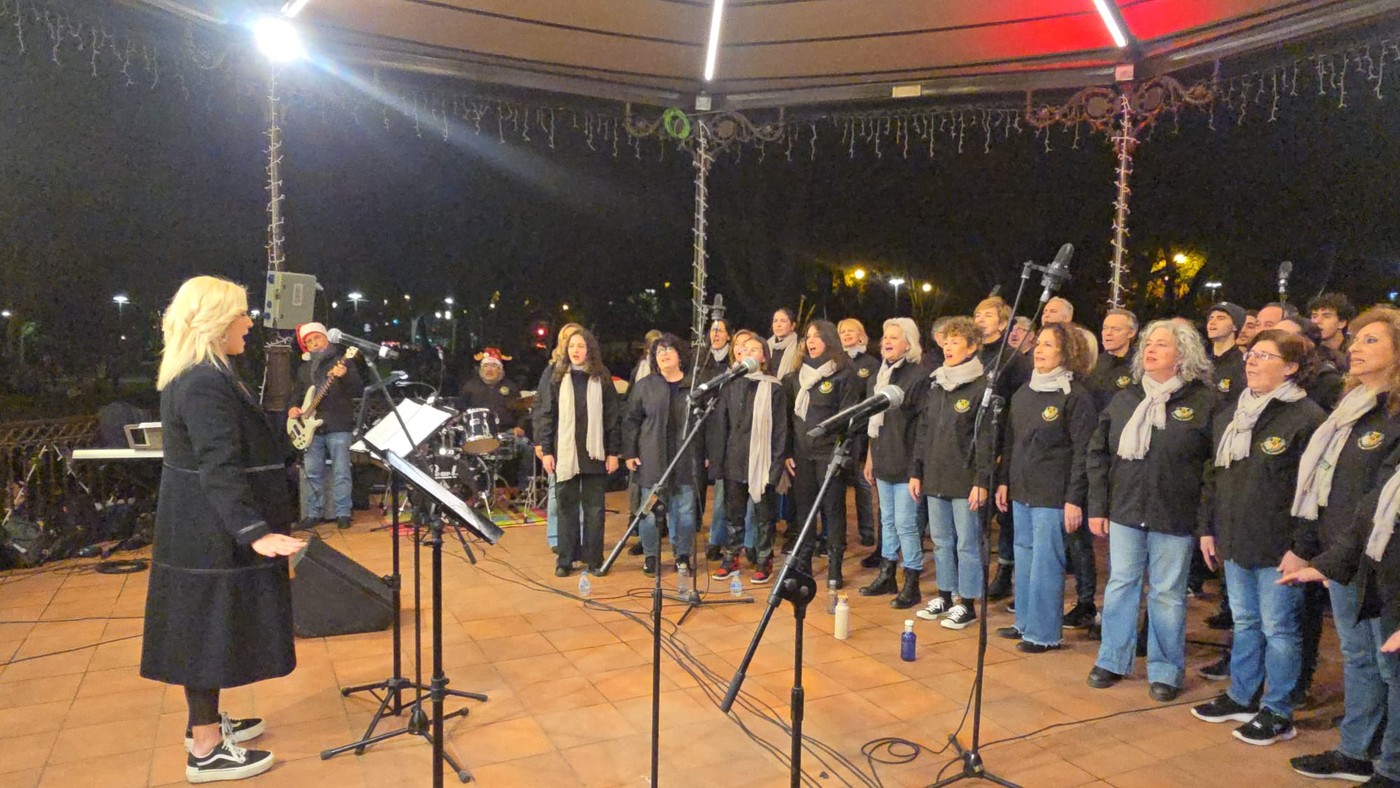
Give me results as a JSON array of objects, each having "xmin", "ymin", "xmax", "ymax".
[
  {"xmin": 891, "ymin": 569, "xmax": 922, "ymax": 610},
  {"xmin": 986, "ymin": 563, "xmax": 1013, "ymax": 601},
  {"xmin": 860, "ymin": 551, "xmax": 882, "ymax": 569},
  {"xmin": 859, "ymin": 560, "xmax": 898, "ymax": 596}
]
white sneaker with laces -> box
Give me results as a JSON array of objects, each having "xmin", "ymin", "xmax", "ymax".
[
  {"xmin": 184, "ymin": 713, "xmax": 265, "ymax": 751},
  {"xmin": 186, "ymin": 737, "xmax": 274, "ymax": 783}
]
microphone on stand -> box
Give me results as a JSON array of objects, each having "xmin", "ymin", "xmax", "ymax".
[
  {"xmin": 328, "ymin": 328, "xmax": 400, "ymax": 360},
  {"xmin": 692, "ymin": 356, "xmax": 760, "ymax": 398},
  {"xmin": 807, "ymin": 385, "xmax": 905, "ymax": 439},
  {"xmin": 1277, "ymin": 260, "xmax": 1293, "ymax": 303},
  {"xmin": 1038, "ymin": 243, "xmax": 1074, "ymax": 304}
]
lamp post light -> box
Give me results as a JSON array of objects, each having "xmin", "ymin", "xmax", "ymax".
[
  {"xmin": 347, "ymin": 291, "xmax": 364, "ymax": 312},
  {"xmin": 1204, "ymin": 280, "xmax": 1222, "ymax": 301},
  {"xmin": 112, "ymin": 293, "xmax": 130, "ymax": 316},
  {"xmin": 888, "ymin": 277, "xmax": 905, "ymax": 311}
]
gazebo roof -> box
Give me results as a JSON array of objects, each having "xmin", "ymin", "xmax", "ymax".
[{"xmin": 136, "ymin": 0, "xmax": 1400, "ymax": 108}]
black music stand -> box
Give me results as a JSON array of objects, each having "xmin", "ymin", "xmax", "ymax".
[{"xmin": 322, "ymin": 450, "xmax": 503, "ymax": 787}]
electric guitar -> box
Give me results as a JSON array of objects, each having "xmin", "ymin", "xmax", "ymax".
[{"xmin": 286, "ymin": 348, "xmax": 359, "ymax": 451}]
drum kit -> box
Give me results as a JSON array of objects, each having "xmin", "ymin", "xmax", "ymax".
[{"xmin": 425, "ymin": 397, "xmax": 543, "ymax": 518}]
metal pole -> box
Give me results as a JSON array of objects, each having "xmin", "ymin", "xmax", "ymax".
[
  {"xmin": 1108, "ymin": 84, "xmax": 1137, "ymax": 309},
  {"xmin": 690, "ymin": 127, "xmax": 714, "ymax": 347},
  {"xmin": 266, "ymin": 65, "xmax": 287, "ymax": 274}
]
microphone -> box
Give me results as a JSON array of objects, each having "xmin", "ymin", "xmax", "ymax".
[
  {"xmin": 327, "ymin": 328, "xmax": 400, "ymax": 360},
  {"xmin": 1277, "ymin": 260, "xmax": 1293, "ymax": 301},
  {"xmin": 1038, "ymin": 243, "xmax": 1074, "ymax": 304},
  {"xmin": 807, "ymin": 385, "xmax": 905, "ymax": 439},
  {"xmin": 692, "ymin": 356, "xmax": 760, "ymax": 397}
]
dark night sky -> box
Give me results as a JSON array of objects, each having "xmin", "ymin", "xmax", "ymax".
[{"xmin": 2, "ymin": 5, "xmax": 1398, "ymax": 376}]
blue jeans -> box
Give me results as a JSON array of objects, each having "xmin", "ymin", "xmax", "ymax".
[
  {"xmin": 1331, "ymin": 581, "xmax": 1390, "ymax": 765},
  {"xmin": 305, "ymin": 431, "xmax": 353, "ymax": 519},
  {"xmin": 547, "ymin": 473, "xmax": 558, "ymax": 547},
  {"xmin": 876, "ymin": 480, "xmax": 923, "ymax": 571},
  {"xmin": 927, "ymin": 496, "xmax": 981, "ymax": 600},
  {"xmin": 640, "ymin": 484, "xmax": 697, "ymax": 560},
  {"xmin": 1012, "ymin": 503, "xmax": 1065, "ymax": 647},
  {"xmin": 1225, "ymin": 560, "xmax": 1303, "ymax": 718},
  {"xmin": 1095, "ymin": 523, "xmax": 1192, "ymax": 687}
]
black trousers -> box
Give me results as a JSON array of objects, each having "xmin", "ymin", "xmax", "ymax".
[
  {"xmin": 837, "ymin": 462, "xmax": 876, "ymax": 542},
  {"xmin": 557, "ymin": 474, "xmax": 606, "ymax": 571},
  {"xmin": 724, "ymin": 480, "xmax": 776, "ymax": 563},
  {"xmin": 1299, "ymin": 581, "xmax": 1327, "ymax": 689},
  {"xmin": 1067, "ymin": 526, "xmax": 1098, "ymax": 607},
  {"xmin": 186, "ymin": 687, "xmax": 221, "ymax": 728},
  {"xmin": 792, "ymin": 456, "xmax": 846, "ymax": 566}
]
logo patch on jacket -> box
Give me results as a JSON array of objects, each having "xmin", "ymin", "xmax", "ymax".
[
  {"xmin": 1116, "ymin": 375, "xmax": 1131, "ymax": 389},
  {"xmin": 1217, "ymin": 378, "xmax": 1232, "ymax": 393},
  {"xmin": 954, "ymin": 398, "xmax": 971, "ymax": 413},
  {"xmin": 818, "ymin": 381, "xmax": 834, "ymax": 394},
  {"xmin": 1359, "ymin": 430, "xmax": 1384, "ymax": 451},
  {"xmin": 857, "ymin": 367, "xmax": 871, "ymax": 378},
  {"xmin": 1171, "ymin": 407, "xmax": 1194, "ymax": 422},
  {"xmin": 1041, "ymin": 406, "xmax": 1060, "ymax": 423},
  {"xmin": 499, "ymin": 385, "xmax": 511, "ymax": 396},
  {"xmin": 1260, "ymin": 436, "xmax": 1288, "ymax": 455}
]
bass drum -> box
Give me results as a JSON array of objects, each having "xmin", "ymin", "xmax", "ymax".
[{"xmin": 460, "ymin": 408, "xmax": 500, "ymax": 455}]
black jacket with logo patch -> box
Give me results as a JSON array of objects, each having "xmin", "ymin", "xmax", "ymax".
[
  {"xmin": 866, "ymin": 361, "xmax": 929, "ymax": 483},
  {"xmin": 1211, "ymin": 346, "xmax": 1245, "ymax": 404},
  {"xmin": 786, "ymin": 361, "xmax": 863, "ymax": 463},
  {"xmin": 1085, "ymin": 351, "xmax": 1133, "ymax": 413},
  {"xmin": 1086, "ymin": 380, "xmax": 1220, "ymax": 537},
  {"xmin": 1201, "ymin": 395, "xmax": 1327, "ymax": 568},
  {"xmin": 1000, "ymin": 382, "xmax": 1098, "ymax": 509},
  {"xmin": 910, "ymin": 371, "xmax": 995, "ymax": 498}
]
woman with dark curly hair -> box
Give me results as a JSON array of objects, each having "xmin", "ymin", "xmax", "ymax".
[{"xmin": 994, "ymin": 322, "xmax": 1098, "ymax": 653}]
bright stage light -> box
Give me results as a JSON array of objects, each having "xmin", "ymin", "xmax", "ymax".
[
  {"xmin": 703, "ymin": 0, "xmax": 726, "ymax": 81},
  {"xmin": 253, "ymin": 17, "xmax": 305, "ymax": 63},
  {"xmin": 1092, "ymin": 0, "xmax": 1129, "ymax": 49}
]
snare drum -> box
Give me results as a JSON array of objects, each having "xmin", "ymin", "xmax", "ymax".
[
  {"xmin": 461, "ymin": 408, "xmax": 501, "ymax": 454},
  {"xmin": 491, "ymin": 433, "xmax": 518, "ymax": 461}
]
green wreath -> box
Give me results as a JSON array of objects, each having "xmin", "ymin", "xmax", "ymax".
[{"xmin": 662, "ymin": 108, "xmax": 691, "ymax": 140}]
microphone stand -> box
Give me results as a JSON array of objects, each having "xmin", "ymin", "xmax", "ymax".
[
  {"xmin": 719, "ymin": 426, "xmax": 856, "ymax": 787},
  {"xmin": 933, "ymin": 260, "xmax": 1059, "ymax": 788}
]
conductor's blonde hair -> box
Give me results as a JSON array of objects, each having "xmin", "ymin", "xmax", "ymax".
[{"xmin": 157, "ymin": 276, "xmax": 248, "ymax": 390}]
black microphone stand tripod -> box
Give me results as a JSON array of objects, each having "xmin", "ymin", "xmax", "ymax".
[
  {"xmin": 933, "ymin": 251, "xmax": 1066, "ymax": 787},
  {"xmin": 719, "ymin": 426, "xmax": 857, "ymax": 787}
]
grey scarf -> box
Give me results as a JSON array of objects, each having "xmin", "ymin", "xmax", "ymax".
[
  {"xmin": 794, "ymin": 360, "xmax": 837, "ymax": 421},
  {"xmin": 1292, "ymin": 385, "xmax": 1378, "ymax": 520},
  {"xmin": 1029, "ymin": 366, "xmax": 1073, "ymax": 394},
  {"xmin": 1117, "ymin": 374, "xmax": 1183, "ymax": 461},
  {"xmin": 769, "ymin": 334, "xmax": 798, "ymax": 379},
  {"xmin": 1366, "ymin": 464, "xmax": 1400, "ymax": 562},
  {"xmin": 711, "ymin": 344, "xmax": 730, "ymax": 363},
  {"xmin": 867, "ymin": 359, "xmax": 903, "ymax": 439},
  {"xmin": 556, "ymin": 368, "xmax": 605, "ymax": 482},
  {"xmin": 1215, "ymin": 380, "xmax": 1306, "ymax": 468},
  {"xmin": 931, "ymin": 356, "xmax": 984, "ymax": 392},
  {"xmin": 746, "ymin": 373, "xmax": 779, "ymax": 500}
]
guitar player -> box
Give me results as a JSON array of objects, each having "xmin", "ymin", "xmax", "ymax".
[{"xmin": 289, "ymin": 322, "xmax": 362, "ymax": 529}]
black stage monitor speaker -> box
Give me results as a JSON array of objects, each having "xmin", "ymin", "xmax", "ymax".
[{"xmin": 291, "ymin": 537, "xmax": 394, "ymax": 638}]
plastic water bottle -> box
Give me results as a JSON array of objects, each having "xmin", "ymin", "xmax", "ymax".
[
  {"xmin": 901, "ymin": 619, "xmax": 917, "ymax": 662},
  {"xmin": 826, "ymin": 579, "xmax": 839, "ymax": 615},
  {"xmin": 834, "ymin": 595, "xmax": 850, "ymax": 640},
  {"xmin": 730, "ymin": 572, "xmax": 744, "ymax": 598},
  {"xmin": 578, "ymin": 570, "xmax": 591, "ymax": 599},
  {"xmin": 677, "ymin": 563, "xmax": 692, "ymax": 597}
]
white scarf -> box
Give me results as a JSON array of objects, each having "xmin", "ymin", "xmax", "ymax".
[
  {"xmin": 1214, "ymin": 381, "xmax": 1307, "ymax": 468},
  {"xmin": 867, "ymin": 359, "xmax": 903, "ymax": 439},
  {"xmin": 555, "ymin": 367, "xmax": 605, "ymax": 483},
  {"xmin": 931, "ymin": 356, "xmax": 984, "ymax": 392},
  {"xmin": 1117, "ymin": 374, "xmax": 1183, "ymax": 461},
  {"xmin": 746, "ymin": 373, "xmax": 778, "ymax": 501},
  {"xmin": 845, "ymin": 346, "xmax": 863, "ymax": 359},
  {"xmin": 1029, "ymin": 366, "xmax": 1073, "ymax": 394},
  {"xmin": 769, "ymin": 334, "xmax": 798, "ymax": 379},
  {"xmin": 1292, "ymin": 385, "xmax": 1378, "ymax": 520},
  {"xmin": 794, "ymin": 359, "xmax": 837, "ymax": 421},
  {"xmin": 1366, "ymin": 464, "xmax": 1400, "ymax": 561},
  {"xmin": 711, "ymin": 344, "xmax": 730, "ymax": 363},
  {"xmin": 635, "ymin": 357, "xmax": 652, "ymax": 382}
]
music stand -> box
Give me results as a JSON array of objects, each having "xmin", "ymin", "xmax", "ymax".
[{"xmin": 322, "ymin": 450, "xmax": 501, "ymax": 787}]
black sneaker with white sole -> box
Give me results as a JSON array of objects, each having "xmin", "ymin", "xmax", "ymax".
[
  {"xmin": 1233, "ymin": 708, "xmax": 1297, "ymax": 746},
  {"xmin": 916, "ymin": 593, "xmax": 954, "ymax": 621},
  {"xmin": 1191, "ymin": 692, "xmax": 1259, "ymax": 724},
  {"xmin": 1290, "ymin": 749, "xmax": 1374, "ymax": 782},
  {"xmin": 940, "ymin": 603, "xmax": 977, "ymax": 630},
  {"xmin": 186, "ymin": 739, "xmax": 274, "ymax": 783},
  {"xmin": 184, "ymin": 713, "xmax": 265, "ymax": 751}
]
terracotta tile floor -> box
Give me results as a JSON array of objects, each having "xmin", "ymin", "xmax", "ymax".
[{"xmin": 0, "ymin": 490, "xmax": 1336, "ymax": 786}]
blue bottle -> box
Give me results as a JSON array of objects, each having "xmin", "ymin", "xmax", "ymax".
[{"xmin": 901, "ymin": 619, "xmax": 916, "ymax": 662}]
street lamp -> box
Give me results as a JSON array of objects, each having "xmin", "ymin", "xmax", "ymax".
[
  {"xmin": 444, "ymin": 297, "xmax": 454, "ymax": 306},
  {"xmin": 348, "ymin": 291, "xmax": 364, "ymax": 312},
  {"xmin": 889, "ymin": 277, "xmax": 905, "ymax": 311},
  {"xmin": 920, "ymin": 282, "xmax": 933, "ymax": 293},
  {"xmin": 112, "ymin": 293, "xmax": 130, "ymax": 316},
  {"xmin": 1, "ymin": 309, "xmax": 11, "ymax": 319},
  {"xmin": 562, "ymin": 303, "xmax": 570, "ymax": 312},
  {"xmin": 852, "ymin": 268, "xmax": 867, "ymax": 281},
  {"xmin": 1204, "ymin": 280, "xmax": 1222, "ymax": 300},
  {"xmin": 1172, "ymin": 253, "xmax": 1188, "ymax": 265}
]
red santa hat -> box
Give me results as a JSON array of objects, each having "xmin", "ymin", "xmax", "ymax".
[
  {"xmin": 296, "ymin": 322, "xmax": 328, "ymax": 353},
  {"xmin": 474, "ymin": 347, "xmax": 511, "ymax": 367}
]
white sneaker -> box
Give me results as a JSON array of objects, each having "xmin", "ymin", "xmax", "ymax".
[
  {"xmin": 186, "ymin": 737, "xmax": 274, "ymax": 783},
  {"xmin": 916, "ymin": 595, "xmax": 953, "ymax": 621},
  {"xmin": 940, "ymin": 603, "xmax": 978, "ymax": 630}
]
